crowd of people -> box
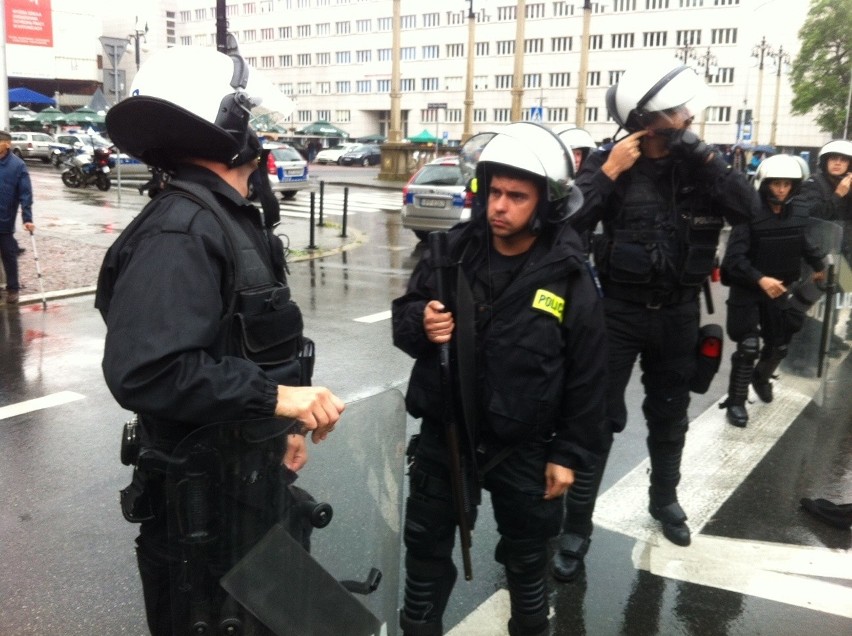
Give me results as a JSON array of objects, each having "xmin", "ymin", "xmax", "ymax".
[{"xmin": 2, "ymin": 44, "xmax": 849, "ymax": 636}]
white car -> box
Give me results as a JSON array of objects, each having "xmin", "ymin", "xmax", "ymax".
[
  {"xmin": 314, "ymin": 142, "xmax": 359, "ymax": 165},
  {"xmin": 10, "ymin": 132, "xmax": 55, "ymax": 162},
  {"xmin": 265, "ymin": 143, "xmax": 310, "ymax": 198}
]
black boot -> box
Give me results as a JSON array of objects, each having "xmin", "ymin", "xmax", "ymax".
[
  {"xmin": 648, "ymin": 432, "xmax": 691, "ymax": 547},
  {"xmin": 752, "ymin": 346, "xmax": 786, "ymax": 403},
  {"xmin": 800, "ymin": 498, "xmax": 852, "ymax": 530},
  {"xmin": 550, "ymin": 453, "xmax": 608, "ymax": 583},
  {"xmin": 720, "ymin": 349, "xmax": 755, "ymax": 428}
]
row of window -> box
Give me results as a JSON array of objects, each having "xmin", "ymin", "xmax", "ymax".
[
  {"xmin": 288, "ymin": 104, "xmax": 734, "ymax": 126},
  {"xmin": 180, "ymin": 0, "xmax": 740, "ymax": 24}
]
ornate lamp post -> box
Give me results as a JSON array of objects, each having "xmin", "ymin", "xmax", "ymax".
[
  {"xmin": 695, "ymin": 47, "xmax": 717, "ymax": 139},
  {"xmin": 129, "ymin": 18, "xmax": 149, "ymax": 71},
  {"xmin": 575, "ymin": 0, "xmax": 592, "ymax": 127},
  {"xmin": 751, "ymin": 36, "xmax": 774, "ymax": 145},
  {"xmin": 462, "ymin": 0, "xmax": 476, "ymax": 142},
  {"xmin": 769, "ymin": 45, "xmax": 790, "ymax": 146},
  {"xmin": 510, "ymin": 0, "xmax": 526, "ymax": 121}
]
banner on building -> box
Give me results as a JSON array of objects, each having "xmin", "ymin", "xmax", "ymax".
[{"xmin": 5, "ymin": 0, "xmax": 54, "ymax": 48}]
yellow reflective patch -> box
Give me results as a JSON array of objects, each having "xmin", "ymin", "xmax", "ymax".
[{"xmin": 532, "ymin": 289, "xmax": 565, "ymax": 322}]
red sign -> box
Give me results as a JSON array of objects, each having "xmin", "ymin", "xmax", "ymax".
[{"xmin": 5, "ymin": 0, "xmax": 53, "ymax": 48}]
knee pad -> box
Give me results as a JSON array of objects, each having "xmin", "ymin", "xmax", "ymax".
[
  {"xmin": 403, "ymin": 493, "xmax": 456, "ymax": 560},
  {"xmin": 736, "ymin": 336, "xmax": 760, "ymax": 361},
  {"xmin": 495, "ymin": 537, "xmax": 547, "ymax": 575},
  {"xmin": 647, "ymin": 416, "xmax": 689, "ymax": 445}
]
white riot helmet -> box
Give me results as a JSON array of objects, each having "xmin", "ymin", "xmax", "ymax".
[
  {"xmin": 474, "ymin": 122, "xmax": 582, "ymax": 231},
  {"xmin": 558, "ymin": 127, "xmax": 597, "ymax": 169},
  {"xmin": 605, "ymin": 61, "xmax": 708, "ymax": 134},
  {"xmin": 753, "ymin": 154, "xmax": 807, "ymax": 202},
  {"xmin": 817, "ymin": 139, "xmax": 852, "ymax": 172},
  {"xmin": 106, "ymin": 46, "xmax": 263, "ymax": 169}
]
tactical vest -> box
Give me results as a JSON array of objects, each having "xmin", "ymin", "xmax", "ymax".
[
  {"xmin": 748, "ymin": 199, "xmax": 810, "ymax": 284},
  {"xmin": 599, "ymin": 160, "xmax": 724, "ymax": 288}
]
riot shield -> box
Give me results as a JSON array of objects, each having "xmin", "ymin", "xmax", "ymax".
[
  {"xmin": 782, "ymin": 218, "xmax": 851, "ymax": 403},
  {"xmin": 165, "ymin": 388, "xmax": 406, "ymax": 636}
]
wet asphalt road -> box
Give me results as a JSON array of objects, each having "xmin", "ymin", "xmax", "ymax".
[{"xmin": 0, "ymin": 162, "xmax": 850, "ymax": 636}]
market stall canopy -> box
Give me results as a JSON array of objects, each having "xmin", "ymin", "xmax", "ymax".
[
  {"xmin": 8, "ymin": 87, "xmax": 55, "ymax": 106},
  {"xmin": 63, "ymin": 106, "xmax": 106, "ymax": 125},
  {"xmin": 9, "ymin": 105, "xmax": 37, "ymax": 121},
  {"xmin": 295, "ymin": 120, "xmax": 350, "ymax": 137},
  {"xmin": 407, "ymin": 129, "xmax": 439, "ymax": 143},
  {"xmin": 34, "ymin": 106, "xmax": 67, "ymax": 124}
]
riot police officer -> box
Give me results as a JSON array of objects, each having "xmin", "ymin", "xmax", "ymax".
[
  {"xmin": 720, "ymin": 155, "xmax": 826, "ymax": 427},
  {"xmin": 558, "ymin": 127, "xmax": 597, "ymax": 172},
  {"xmin": 95, "ymin": 46, "xmax": 344, "ymax": 635},
  {"xmin": 392, "ymin": 123, "xmax": 608, "ymax": 636},
  {"xmin": 551, "ymin": 62, "xmax": 757, "ymax": 581}
]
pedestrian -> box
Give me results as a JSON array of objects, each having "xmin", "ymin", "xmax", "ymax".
[
  {"xmin": 729, "ymin": 145, "xmax": 747, "ymax": 173},
  {"xmin": 0, "ymin": 130, "xmax": 35, "ymax": 304},
  {"xmin": 94, "ymin": 46, "xmax": 345, "ymax": 636},
  {"xmin": 719, "ymin": 155, "xmax": 826, "ymax": 427},
  {"xmin": 551, "ymin": 62, "xmax": 757, "ymax": 581},
  {"xmin": 392, "ymin": 122, "xmax": 609, "ymax": 636}
]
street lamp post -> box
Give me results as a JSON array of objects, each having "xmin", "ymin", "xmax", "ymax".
[
  {"xmin": 128, "ymin": 18, "xmax": 149, "ymax": 71},
  {"xmin": 752, "ymin": 36, "xmax": 773, "ymax": 145},
  {"xmin": 675, "ymin": 42, "xmax": 697, "ymax": 65},
  {"xmin": 769, "ymin": 45, "xmax": 790, "ymax": 146},
  {"xmin": 695, "ymin": 47, "xmax": 717, "ymax": 139},
  {"xmin": 462, "ymin": 0, "xmax": 476, "ymax": 142},
  {"xmin": 575, "ymin": 0, "xmax": 592, "ymax": 127},
  {"xmin": 510, "ymin": 0, "xmax": 526, "ymax": 121}
]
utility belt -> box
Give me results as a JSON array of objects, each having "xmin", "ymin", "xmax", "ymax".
[{"xmin": 602, "ymin": 281, "xmax": 700, "ymax": 309}]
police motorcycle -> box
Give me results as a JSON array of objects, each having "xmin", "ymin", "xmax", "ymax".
[{"xmin": 61, "ymin": 144, "xmax": 113, "ymax": 191}]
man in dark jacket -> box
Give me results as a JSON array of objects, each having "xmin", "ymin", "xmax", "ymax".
[
  {"xmin": 0, "ymin": 130, "xmax": 34, "ymax": 304},
  {"xmin": 392, "ymin": 122, "xmax": 608, "ymax": 636},
  {"xmin": 95, "ymin": 46, "xmax": 344, "ymax": 636},
  {"xmin": 551, "ymin": 62, "xmax": 758, "ymax": 582}
]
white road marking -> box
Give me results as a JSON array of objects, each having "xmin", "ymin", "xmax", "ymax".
[
  {"xmin": 0, "ymin": 391, "xmax": 86, "ymax": 421},
  {"xmin": 354, "ymin": 310, "xmax": 392, "ymax": 323}
]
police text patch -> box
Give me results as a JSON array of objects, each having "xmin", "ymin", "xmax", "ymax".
[{"xmin": 532, "ymin": 289, "xmax": 565, "ymax": 322}]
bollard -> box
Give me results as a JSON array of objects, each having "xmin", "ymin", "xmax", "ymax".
[
  {"xmin": 308, "ymin": 192, "xmax": 317, "ymax": 249},
  {"xmin": 318, "ymin": 181, "xmax": 325, "ymax": 227},
  {"xmin": 341, "ymin": 187, "xmax": 349, "ymax": 238}
]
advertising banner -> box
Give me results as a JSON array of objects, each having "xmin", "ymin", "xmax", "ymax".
[{"xmin": 5, "ymin": 0, "xmax": 53, "ymax": 48}]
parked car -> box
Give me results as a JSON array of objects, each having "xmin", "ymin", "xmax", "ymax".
[
  {"xmin": 314, "ymin": 142, "xmax": 359, "ymax": 165},
  {"xmin": 401, "ymin": 157, "xmax": 472, "ymax": 240},
  {"xmin": 265, "ymin": 143, "xmax": 310, "ymax": 199},
  {"xmin": 54, "ymin": 133, "xmax": 113, "ymax": 154},
  {"xmin": 111, "ymin": 153, "xmax": 151, "ymax": 179},
  {"xmin": 339, "ymin": 144, "xmax": 382, "ymax": 167},
  {"xmin": 10, "ymin": 132, "xmax": 55, "ymax": 162}
]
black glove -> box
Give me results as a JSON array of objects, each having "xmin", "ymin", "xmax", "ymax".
[{"xmin": 667, "ymin": 129, "xmax": 713, "ymax": 165}]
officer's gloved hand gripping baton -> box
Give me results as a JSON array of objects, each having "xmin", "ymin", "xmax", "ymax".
[{"xmin": 429, "ymin": 230, "xmax": 475, "ymax": 581}]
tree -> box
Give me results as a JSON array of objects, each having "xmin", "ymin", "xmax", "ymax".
[{"xmin": 790, "ymin": 0, "xmax": 852, "ymax": 137}]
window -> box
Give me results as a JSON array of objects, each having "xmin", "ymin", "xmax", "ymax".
[
  {"xmin": 401, "ymin": 78, "xmax": 415, "ymax": 91},
  {"xmin": 445, "ymin": 76, "xmax": 463, "ymax": 91},
  {"xmin": 421, "ymin": 109, "xmax": 437, "ymax": 123},
  {"xmin": 377, "ymin": 17, "xmax": 391, "ymax": 31},
  {"xmin": 317, "ymin": 52, "xmax": 331, "ymax": 65},
  {"xmin": 548, "ymin": 107, "xmax": 570, "ymax": 123},
  {"xmin": 401, "ymin": 14, "xmax": 417, "ymax": 29},
  {"xmin": 714, "ymin": 0, "xmax": 739, "ymax": 5},
  {"xmin": 279, "ymin": 26, "xmax": 292, "ymax": 38},
  {"xmin": 423, "ymin": 45, "xmax": 439, "ymax": 59},
  {"xmin": 245, "ymin": 57, "xmax": 257, "ymax": 67},
  {"xmin": 611, "ymin": 33, "xmax": 634, "ymax": 49},
  {"xmin": 447, "ymin": 109, "xmax": 462, "ymax": 123},
  {"xmin": 297, "ymin": 110, "xmax": 312, "ymax": 123},
  {"xmin": 646, "ymin": 0, "xmax": 669, "ymax": 8},
  {"xmin": 195, "ymin": 8, "xmax": 207, "ymax": 20},
  {"xmin": 526, "ymin": 3, "xmax": 545, "ymax": 18},
  {"xmin": 609, "ymin": 70, "xmax": 625, "ymax": 85},
  {"xmin": 494, "ymin": 108, "xmax": 512, "ymax": 122},
  {"xmin": 447, "ymin": 11, "xmax": 465, "ymax": 25},
  {"xmin": 318, "ymin": 82, "xmax": 331, "ymax": 94},
  {"xmin": 336, "ymin": 81, "xmax": 351, "ymax": 93},
  {"xmin": 613, "ymin": 0, "xmax": 636, "ymax": 10},
  {"xmin": 586, "ymin": 107, "xmax": 599, "ymax": 122},
  {"xmin": 336, "ymin": 110, "xmax": 351, "ymax": 123},
  {"xmin": 297, "ymin": 82, "xmax": 311, "ymax": 95},
  {"xmin": 279, "ymin": 54, "xmax": 293, "ymax": 67},
  {"xmin": 550, "ymin": 72, "xmax": 570, "ymax": 87},
  {"xmin": 423, "ymin": 12, "xmax": 440, "ymax": 27},
  {"xmin": 643, "ymin": 31, "xmax": 667, "ymax": 47},
  {"xmin": 378, "ymin": 48, "xmax": 392, "ymax": 61},
  {"xmin": 680, "ymin": 0, "xmax": 704, "ymax": 5},
  {"xmin": 473, "ymin": 108, "xmax": 487, "ymax": 122},
  {"xmin": 316, "ymin": 23, "xmax": 330, "ymax": 36},
  {"xmin": 705, "ymin": 106, "xmax": 731, "ymax": 122},
  {"xmin": 179, "ymin": 10, "xmax": 190, "ymax": 22},
  {"xmin": 553, "ymin": 1, "xmax": 574, "ymax": 16},
  {"xmin": 297, "ymin": 25, "xmax": 311, "ymax": 37},
  {"xmin": 243, "ymin": 30, "xmax": 256, "ymax": 42},
  {"xmin": 711, "ymin": 28, "xmax": 737, "ymax": 44},
  {"xmin": 587, "ymin": 71, "xmax": 601, "ymax": 86},
  {"xmin": 261, "ymin": 28, "xmax": 274, "ymax": 40},
  {"xmin": 356, "ymin": 19, "xmax": 371, "ymax": 32},
  {"xmin": 525, "ymin": 38, "xmax": 544, "ymax": 54},
  {"xmin": 495, "ymin": 75, "xmax": 513, "ymax": 89},
  {"xmin": 280, "ymin": 83, "xmax": 293, "ymax": 95},
  {"xmin": 474, "ymin": 75, "xmax": 488, "ymax": 90},
  {"xmin": 552, "ymin": 36, "xmax": 572, "ymax": 52},
  {"xmin": 356, "ymin": 80, "xmax": 372, "ymax": 93},
  {"xmin": 447, "ymin": 43, "xmax": 464, "ymax": 58},
  {"xmin": 475, "ymin": 42, "xmax": 490, "ymax": 56},
  {"xmin": 524, "ymin": 74, "xmax": 542, "ymax": 88},
  {"xmin": 261, "ymin": 55, "xmax": 274, "ymax": 68},
  {"xmin": 336, "ymin": 51, "xmax": 351, "ymax": 64},
  {"xmin": 377, "ymin": 79, "xmax": 391, "ymax": 92},
  {"xmin": 297, "ymin": 53, "xmax": 311, "ymax": 66},
  {"xmin": 336, "ymin": 21, "xmax": 350, "ymax": 35},
  {"xmin": 422, "ymin": 77, "xmax": 439, "ymax": 91},
  {"xmin": 260, "ymin": 0, "xmax": 273, "ymax": 12},
  {"xmin": 317, "ymin": 110, "xmax": 331, "ymax": 121},
  {"xmin": 676, "ymin": 29, "xmax": 701, "ymax": 45},
  {"xmin": 356, "ymin": 49, "xmax": 371, "ymax": 63},
  {"xmin": 709, "ymin": 67, "xmax": 735, "ymax": 84},
  {"xmin": 401, "ymin": 47, "xmax": 416, "ymax": 61},
  {"xmin": 497, "ymin": 6, "xmax": 516, "ymax": 20},
  {"xmin": 589, "ymin": 34, "xmax": 603, "ymax": 50},
  {"xmin": 497, "ymin": 41, "xmax": 515, "ymax": 56}
]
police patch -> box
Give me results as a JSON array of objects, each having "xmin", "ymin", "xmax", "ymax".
[{"xmin": 532, "ymin": 289, "xmax": 565, "ymax": 322}]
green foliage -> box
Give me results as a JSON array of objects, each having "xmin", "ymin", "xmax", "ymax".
[{"xmin": 790, "ymin": 0, "xmax": 852, "ymax": 136}]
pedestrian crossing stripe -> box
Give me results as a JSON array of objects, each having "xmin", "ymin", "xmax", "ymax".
[{"xmin": 0, "ymin": 391, "xmax": 86, "ymax": 421}]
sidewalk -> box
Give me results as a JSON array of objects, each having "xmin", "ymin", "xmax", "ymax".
[{"xmin": 3, "ymin": 171, "xmax": 407, "ymax": 307}]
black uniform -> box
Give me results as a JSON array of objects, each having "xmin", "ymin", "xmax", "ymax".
[
  {"xmin": 392, "ymin": 220, "xmax": 608, "ymax": 636},
  {"xmin": 96, "ymin": 165, "xmax": 303, "ymax": 636},
  {"xmin": 566, "ymin": 148, "xmax": 756, "ymax": 541}
]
